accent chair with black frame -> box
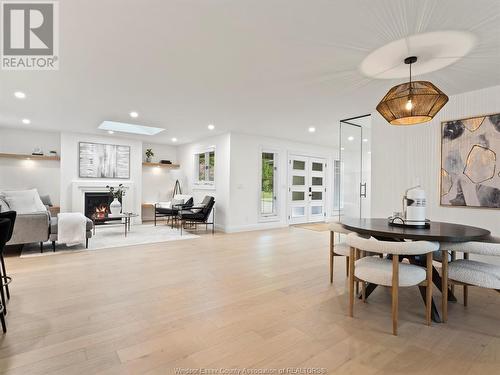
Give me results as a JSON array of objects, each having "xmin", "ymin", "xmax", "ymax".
[
  {"xmin": 178, "ymin": 196, "xmax": 215, "ymax": 235},
  {"xmin": 154, "ymin": 194, "xmax": 194, "ymax": 227}
]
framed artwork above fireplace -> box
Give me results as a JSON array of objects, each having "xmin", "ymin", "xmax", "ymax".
[{"xmin": 79, "ymin": 142, "xmax": 130, "ymax": 179}]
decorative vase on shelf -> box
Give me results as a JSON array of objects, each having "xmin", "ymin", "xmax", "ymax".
[{"xmin": 109, "ymin": 198, "xmax": 122, "ymax": 216}]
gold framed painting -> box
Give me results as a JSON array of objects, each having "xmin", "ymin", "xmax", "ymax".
[{"xmin": 440, "ymin": 113, "xmax": 500, "ymax": 208}]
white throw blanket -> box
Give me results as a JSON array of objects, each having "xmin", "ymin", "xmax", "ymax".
[{"xmin": 58, "ymin": 213, "xmax": 87, "ymax": 247}]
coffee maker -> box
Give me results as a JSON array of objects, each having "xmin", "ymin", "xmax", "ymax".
[{"xmin": 402, "ymin": 185, "xmax": 427, "ymax": 227}]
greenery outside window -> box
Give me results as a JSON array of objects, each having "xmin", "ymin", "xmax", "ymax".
[
  {"xmin": 195, "ymin": 149, "xmax": 215, "ymax": 186},
  {"xmin": 260, "ymin": 151, "xmax": 278, "ymax": 218}
]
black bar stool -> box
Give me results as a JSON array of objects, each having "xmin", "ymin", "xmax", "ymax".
[
  {"xmin": 0, "ymin": 218, "xmax": 11, "ymax": 333},
  {"xmin": 0, "ymin": 211, "xmax": 16, "ymax": 315}
]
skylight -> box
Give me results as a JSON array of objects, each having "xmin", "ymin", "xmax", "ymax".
[{"xmin": 98, "ymin": 121, "xmax": 165, "ymax": 135}]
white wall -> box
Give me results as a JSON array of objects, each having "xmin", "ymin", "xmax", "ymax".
[
  {"xmin": 60, "ymin": 132, "xmax": 143, "ymax": 222},
  {"xmin": 227, "ymin": 132, "xmax": 339, "ymax": 232},
  {"xmin": 141, "ymin": 142, "xmax": 181, "ymax": 220},
  {"xmin": 0, "ymin": 128, "xmax": 61, "ymax": 204},
  {"xmin": 176, "ymin": 133, "xmax": 231, "ymax": 229},
  {"xmin": 372, "ymin": 85, "xmax": 500, "ymax": 237}
]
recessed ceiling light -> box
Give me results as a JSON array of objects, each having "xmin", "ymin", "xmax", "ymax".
[
  {"xmin": 98, "ymin": 121, "xmax": 165, "ymax": 135},
  {"xmin": 208, "ymin": 124, "xmax": 215, "ymax": 130},
  {"xmin": 22, "ymin": 118, "xmax": 31, "ymax": 124},
  {"xmin": 368, "ymin": 151, "xmax": 372, "ymax": 154},
  {"xmin": 14, "ymin": 91, "xmax": 26, "ymax": 99},
  {"xmin": 108, "ymin": 130, "xmax": 114, "ymax": 134},
  {"xmin": 171, "ymin": 137, "xmax": 177, "ymax": 142},
  {"xmin": 341, "ymin": 147, "xmax": 345, "ymax": 151},
  {"xmin": 363, "ymin": 138, "xmax": 368, "ymax": 142},
  {"xmin": 308, "ymin": 126, "xmax": 316, "ymax": 133},
  {"xmin": 347, "ymin": 136, "xmax": 354, "ymax": 141},
  {"xmin": 129, "ymin": 111, "xmax": 139, "ymax": 118}
]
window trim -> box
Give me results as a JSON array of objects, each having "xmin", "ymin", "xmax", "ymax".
[
  {"xmin": 193, "ymin": 147, "xmax": 216, "ymax": 188},
  {"xmin": 258, "ymin": 148, "xmax": 279, "ymax": 222}
]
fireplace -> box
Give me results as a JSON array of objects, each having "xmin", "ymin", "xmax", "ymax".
[{"xmin": 84, "ymin": 192, "xmax": 121, "ymax": 221}]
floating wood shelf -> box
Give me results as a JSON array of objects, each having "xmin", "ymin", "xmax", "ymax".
[
  {"xmin": 0, "ymin": 152, "xmax": 60, "ymax": 161},
  {"xmin": 142, "ymin": 162, "xmax": 180, "ymax": 169}
]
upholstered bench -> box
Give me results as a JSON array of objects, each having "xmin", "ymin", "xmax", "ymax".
[{"xmin": 49, "ymin": 216, "xmax": 94, "ymax": 252}]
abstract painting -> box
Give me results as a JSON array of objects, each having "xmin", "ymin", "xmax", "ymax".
[
  {"xmin": 79, "ymin": 142, "xmax": 130, "ymax": 179},
  {"xmin": 441, "ymin": 113, "xmax": 500, "ymax": 208}
]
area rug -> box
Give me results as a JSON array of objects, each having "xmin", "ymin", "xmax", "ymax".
[{"xmin": 20, "ymin": 224, "xmax": 199, "ymax": 257}]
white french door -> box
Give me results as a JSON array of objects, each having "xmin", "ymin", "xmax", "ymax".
[{"xmin": 288, "ymin": 155, "xmax": 326, "ymax": 224}]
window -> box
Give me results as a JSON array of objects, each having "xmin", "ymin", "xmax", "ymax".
[
  {"xmin": 260, "ymin": 151, "xmax": 278, "ymax": 218},
  {"xmin": 333, "ymin": 159, "xmax": 343, "ymax": 212},
  {"xmin": 195, "ymin": 149, "xmax": 215, "ymax": 186}
]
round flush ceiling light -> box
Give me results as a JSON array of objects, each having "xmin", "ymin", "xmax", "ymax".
[
  {"xmin": 22, "ymin": 118, "xmax": 31, "ymax": 124},
  {"xmin": 208, "ymin": 124, "xmax": 215, "ymax": 130},
  {"xmin": 14, "ymin": 91, "xmax": 26, "ymax": 99},
  {"xmin": 108, "ymin": 130, "xmax": 114, "ymax": 134},
  {"xmin": 308, "ymin": 126, "xmax": 316, "ymax": 133},
  {"xmin": 360, "ymin": 31, "xmax": 476, "ymax": 79},
  {"xmin": 347, "ymin": 136, "xmax": 354, "ymax": 141},
  {"xmin": 171, "ymin": 137, "xmax": 177, "ymax": 142},
  {"xmin": 129, "ymin": 111, "xmax": 139, "ymax": 118}
]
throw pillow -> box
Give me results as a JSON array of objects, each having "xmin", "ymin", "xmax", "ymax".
[
  {"xmin": 40, "ymin": 195, "xmax": 53, "ymax": 207},
  {"xmin": 2, "ymin": 189, "xmax": 47, "ymax": 214},
  {"xmin": 0, "ymin": 197, "xmax": 9, "ymax": 212}
]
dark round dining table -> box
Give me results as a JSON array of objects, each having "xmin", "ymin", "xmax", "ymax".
[
  {"xmin": 341, "ymin": 218, "xmax": 491, "ymax": 242},
  {"xmin": 339, "ymin": 218, "xmax": 491, "ymax": 322}
]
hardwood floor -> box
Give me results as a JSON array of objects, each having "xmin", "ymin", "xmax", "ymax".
[{"xmin": 0, "ymin": 227, "xmax": 499, "ymax": 374}]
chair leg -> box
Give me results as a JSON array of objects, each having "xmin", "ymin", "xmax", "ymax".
[
  {"xmin": 52, "ymin": 241, "xmax": 56, "ymax": 252},
  {"xmin": 392, "ymin": 255, "xmax": 399, "ymax": 336},
  {"xmin": 426, "ymin": 252, "xmax": 432, "ymax": 326},
  {"xmin": 40, "ymin": 241, "xmax": 43, "ymax": 253},
  {"xmin": 0, "ymin": 263, "xmax": 6, "ymax": 315},
  {"xmin": 348, "ymin": 247, "xmax": 355, "ymax": 317},
  {"xmin": 329, "ymin": 231, "xmax": 334, "ymax": 284},
  {"xmin": 355, "ymin": 249, "xmax": 359, "ymax": 295},
  {"xmin": 362, "ymin": 281, "xmax": 366, "ymax": 303},
  {"xmin": 0, "ymin": 254, "xmax": 10, "ymax": 300},
  {"xmin": 441, "ymin": 250, "xmax": 448, "ymax": 322},
  {"xmin": 0, "ymin": 309, "xmax": 5, "ymax": 333},
  {"xmin": 463, "ymin": 253, "xmax": 469, "ymax": 307},
  {"xmin": 346, "ymin": 256, "xmax": 349, "ymax": 277},
  {"xmin": 450, "ymin": 251, "xmax": 456, "ymax": 295},
  {"xmin": 85, "ymin": 238, "xmax": 88, "ymax": 249}
]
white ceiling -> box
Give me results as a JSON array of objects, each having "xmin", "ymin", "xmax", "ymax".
[{"xmin": 1, "ymin": 0, "xmax": 499, "ymax": 146}]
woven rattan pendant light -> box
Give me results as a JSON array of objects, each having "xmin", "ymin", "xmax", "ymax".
[{"xmin": 376, "ymin": 56, "xmax": 449, "ymax": 125}]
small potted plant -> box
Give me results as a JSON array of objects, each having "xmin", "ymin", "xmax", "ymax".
[
  {"xmin": 106, "ymin": 184, "xmax": 126, "ymax": 216},
  {"xmin": 145, "ymin": 148, "xmax": 154, "ymax": 162}
]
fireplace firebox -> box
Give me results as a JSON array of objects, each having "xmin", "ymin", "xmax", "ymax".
[{"xmin": 84, "ymin": 192, "xmax": 122, "ymax": 221}]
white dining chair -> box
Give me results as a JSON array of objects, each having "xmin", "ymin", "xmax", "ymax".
[
  {"xmin": 439, "ymin": 237, "xmax": 500, "ymax": 321},
  {"xmin": 346, "ymin": 232, "xmax": 439, "ymax": 336},
  {"xmin": 329, "ymin": 221, "xmax": 352, "ymax": 284}
]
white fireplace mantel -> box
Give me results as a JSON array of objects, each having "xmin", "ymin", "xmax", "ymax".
[{"xmin": 71, "ymin": 180, "xmax": 136, "ymax": 218}]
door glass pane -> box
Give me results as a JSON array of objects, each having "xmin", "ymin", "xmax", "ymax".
[
  {"xmin": 311, "ymin": 206, "xmax": 322, "ymax": 215},
  {"xmin": 312, "ymin": 162, "xmax": 323, "ymax": 172},
  {"xmin": 340, "ymin": 120, "xmax": 363, "ymax": 219},
  {"xmin": 293, "ymin": 160, "xmax": 305, "ymax": 170},
  {"xmin": 292, "ymin": 207, "xmax": 305, "ymax": 217},
  {"xmin": 311, "ymin": 192, "xmax": 322, "ymax": 200},
  {"xmin": 292, "ymin": 191, "xmax": 305, "ymax": 201},
  {"xmin": 292, "ymin": 175, "xmax": 305, "ymax": 185},
  {"xmin": 261, "ymin": 152, "xmax": 275, "ymax": 215},
  {"xmin": 312, "ymin": 177, "xmax": 323, "ymax": 186}
]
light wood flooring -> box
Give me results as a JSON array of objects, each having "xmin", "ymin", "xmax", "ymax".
[{"xmin": 0, "ymin": 227, "xmax": 499, "ymax": 374}]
